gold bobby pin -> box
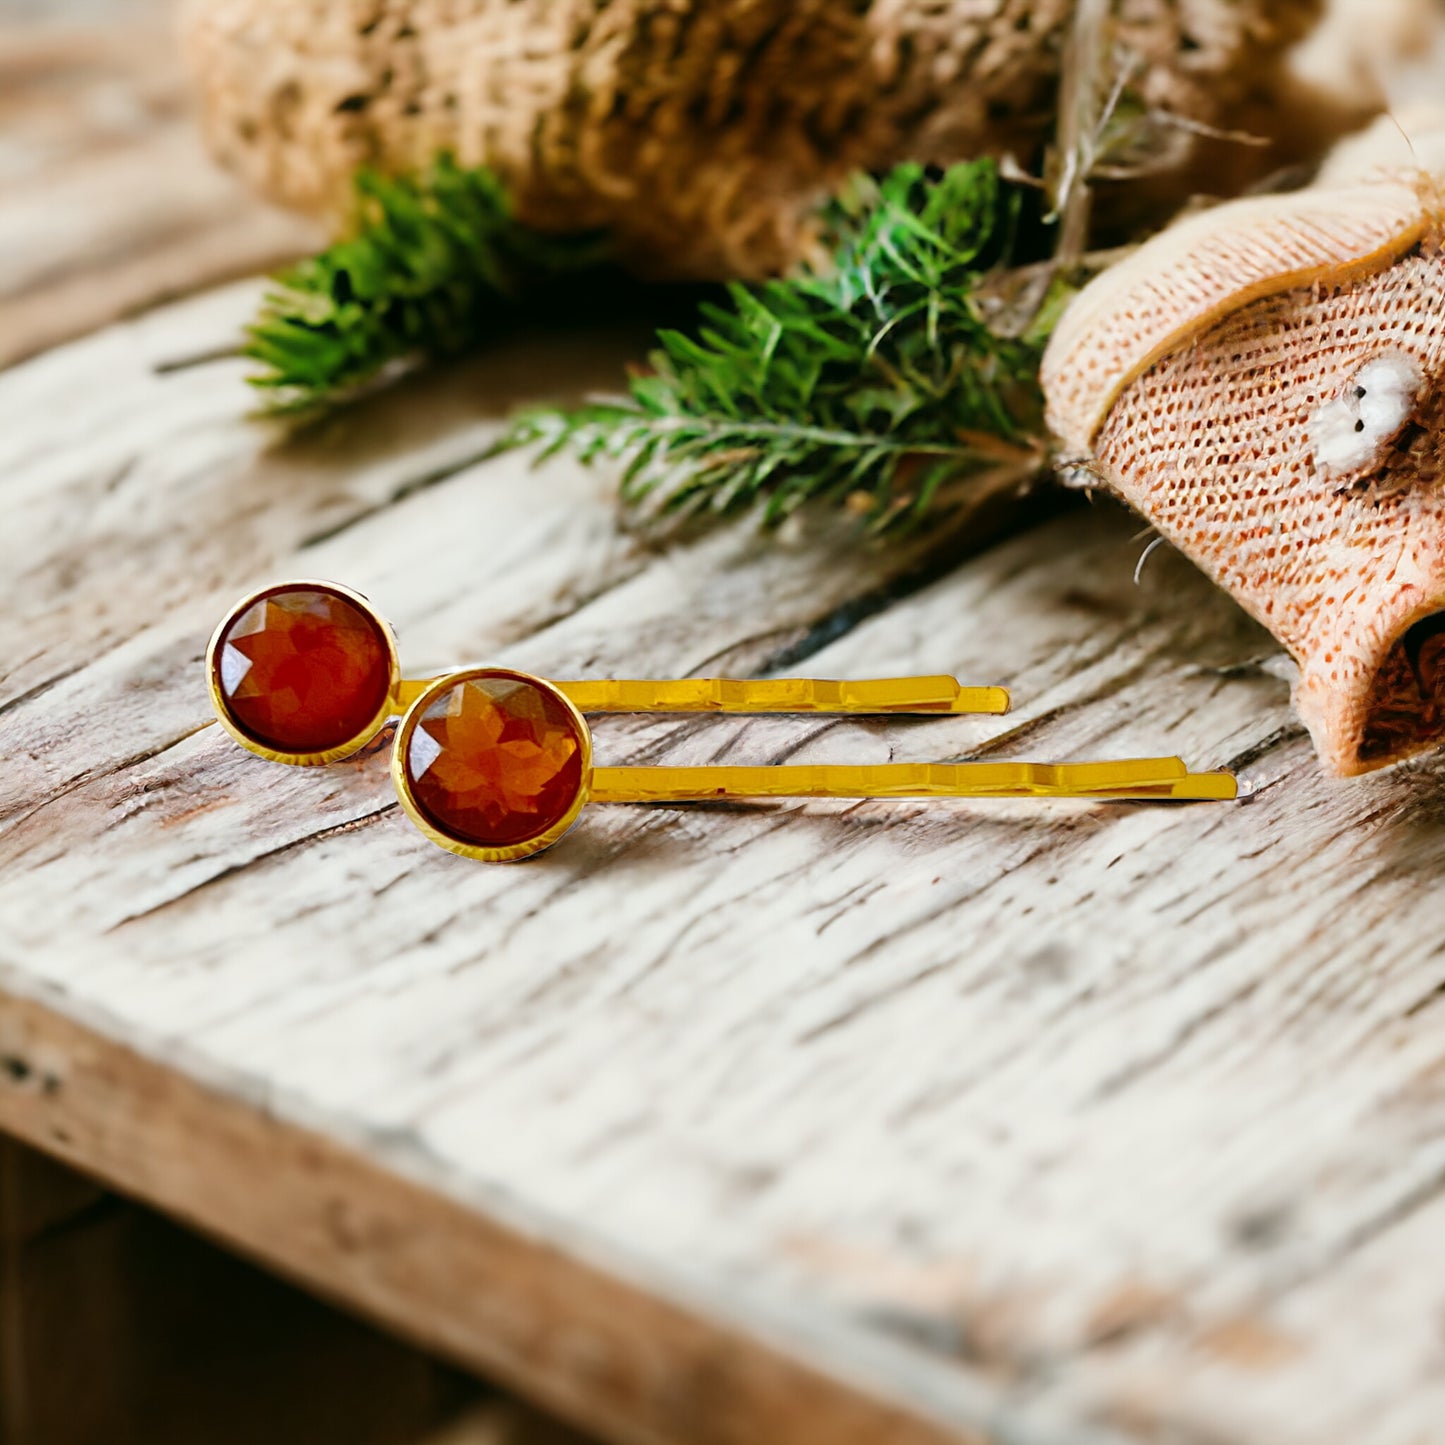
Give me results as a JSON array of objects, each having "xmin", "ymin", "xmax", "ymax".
[
  {"xmin": 393, "ymin": 674, "xmax": 1010, "ymax": 716},
  {"xmin": 207, "ymin": 580, "xmax": 1237, "ymax": 862}
]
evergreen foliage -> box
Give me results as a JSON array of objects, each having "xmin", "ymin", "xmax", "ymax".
[
  {"xmin": 244, "ymin": 157, "xmax": 606, "ymax": 412},
  {"xmin": 508, "ymin": 161, "xmax": 1050, "ymax": 530},
  {"xmin": 245, "ymin": 156, "xmax": 1056, "ymax": 530}
]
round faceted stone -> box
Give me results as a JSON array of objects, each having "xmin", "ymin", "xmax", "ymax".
[
  {"xmin": 214, "ymin": 585, "xmax": 392, "ymax": 754},
  {"xmin": 404, "ymin": 672, "xmax": 586, "ymax": 849}
]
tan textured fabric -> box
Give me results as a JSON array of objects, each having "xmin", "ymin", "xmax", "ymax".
[
  {"xmin": 1069, "ymin": 222, "xmax": 1445, "ymax": 776},
  {"xmin": 178, "ymin": 0, "xmax": 1320, "ymax": 280},
  {"xmin": 1042, "ymin": 183, "xmax": 1429, "ymax": 455}
]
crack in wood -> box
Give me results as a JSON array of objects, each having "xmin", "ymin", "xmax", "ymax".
[
  {"xmin": 104, "ymin": 803, "xmax": 398, "ymax": 931},
  {"xmin": 298, "ymin": 443, "xmax": 511, "ymax": 550},
  {"xmin": 0, "ymin": 661, "xmax": 90, "ymax": 720},
  {"xmin": 759, "ymin": 497, "xmax": 1078, "ymax": 675},
  {"xmin": 0, "ymin": 722, "xmax": 215, "ymax": 831}
]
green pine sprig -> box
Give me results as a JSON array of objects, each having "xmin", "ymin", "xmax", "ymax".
[
  {"xmin": 244, "ymin": 157, "xmax": 607, "ymax": 413},
  {"xmin": 508, "ymin": 160, "xmax": 1052, "ymax": 532},
  {"xmin": 244, "ymin": 154, "xmax": 1062, "ymax": 534}
]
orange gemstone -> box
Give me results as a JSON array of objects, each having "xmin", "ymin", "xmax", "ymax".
[
  {"xmin": 215, "ymin": 585, "xmax": 392, "ymax": 754},
  {"xmin": 403, "ymin": 672, "xmax": 586, "ymax": 849}
]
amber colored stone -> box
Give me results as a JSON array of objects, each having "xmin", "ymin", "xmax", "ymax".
[
  {"xmin": 215, "ymin": 586, "xmax": 392, "ymax": 754},
  {"xmin": 404, "ymin": 673, "xmax": 586, "ymax": 848}
]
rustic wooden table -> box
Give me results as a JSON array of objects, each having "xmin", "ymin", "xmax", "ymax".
[{"xmin": 3, "ymin": 6, "xmax": 1445, "ymax": 1445}]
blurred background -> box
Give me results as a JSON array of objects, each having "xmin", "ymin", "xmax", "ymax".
[{"xmin": 0, "ymin": 0, "xmax": 316, "ymax": 373}]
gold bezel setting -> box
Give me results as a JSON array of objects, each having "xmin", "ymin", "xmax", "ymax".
[
  {"xmin": 391, "ymin": 667, "xmax": 594, "ymax": 863},
  {"xmin": 206, "ymin": 579, "xmax": 401, "ymax": 767}
]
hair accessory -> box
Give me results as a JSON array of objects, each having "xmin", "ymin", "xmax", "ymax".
[{"xmin": 208, "ymin": 581, "xmax": 1237, "ymax": 861}]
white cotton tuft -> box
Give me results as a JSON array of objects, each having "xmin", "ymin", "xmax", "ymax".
[{"xmin": 1309, "ymin": 353, "xmax": 1424, "ymax": 477}]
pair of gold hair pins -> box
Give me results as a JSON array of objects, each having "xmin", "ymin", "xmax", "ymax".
[{"xmin": 207, "ymin": 580, "xmax": 1236, "ymax": 862}]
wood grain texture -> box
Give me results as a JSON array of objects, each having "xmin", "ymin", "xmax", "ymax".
[
  {"xmin": 0, "ymin": 1140, "xmax": 513, "ymax": 1445},
  {"xmin": 0, "ymin": 0, "xmax": 317, "ymax": 369},
  {"xmin": 2, "ymin": 268, "xmax": 1445, "ymax": 1445}
]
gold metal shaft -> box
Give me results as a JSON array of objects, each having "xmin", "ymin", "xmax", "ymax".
[
  {"xmin": 393, "ymin": 675, "xmax": 1008, "ymax": 716},
  {"xmin": 588, "ymin": 758, "xmax": 1238, "ymax": 803}
]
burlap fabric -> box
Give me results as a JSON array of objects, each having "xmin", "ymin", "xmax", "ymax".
[
  {"xmin": 180, "ymin": 0, "xmax": 1319, "ymax": 280},
  {"xmin": 1044, "ymin": 140, "xmax": 1445, "ymax": 776}
]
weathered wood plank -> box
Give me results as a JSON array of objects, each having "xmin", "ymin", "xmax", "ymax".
[
  {"xmin": 0, "ymin": 993, "xmax": 997, "ymax": 1445},
  {"xmin": 418, "ymin": 1402, "xmax": 595, "ymax": 1445},
  {"xmin": 3, "ymin": 273, "xmax": 1445, "ymax": 1445},
  {"xmin": 0, "ymin": 1, "xmax": 317, "ymax": 369},
  {"xmin": 0, "ymin": 1140, "xmax": 539, "ymax": 1445},
  {"xmin": 0, "ymin": 1138, "xmax": 102, "ymax": 1246}
]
